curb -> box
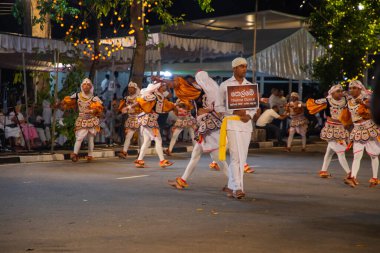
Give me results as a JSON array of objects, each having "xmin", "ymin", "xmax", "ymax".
[{"xmin": 0, "ymin": 139, "xmax": 318, "ymax": 164}]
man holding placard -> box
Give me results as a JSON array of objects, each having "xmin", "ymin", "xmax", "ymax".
[{"xmin": 216, "ymin": 57, "xmax": 260, "ymax": 199}]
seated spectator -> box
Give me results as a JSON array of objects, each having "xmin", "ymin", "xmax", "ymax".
[
  {"xmin": 256, "ymin": 105, "xmax": 288, "ymax": 144},
  {"xmin": 0, "ymin": 110, "xmax": 5, "ymax": 149},
  {"xmin": 5, "ymin": 107, "xmax": 23, "ymax": 148},
  {"xmin": 29, "ymin": 106, "xmax": 49, "ymax": 147},
  {"xmin": 20, "ymin": 106, "xmax": 39, "ymax": 148}
]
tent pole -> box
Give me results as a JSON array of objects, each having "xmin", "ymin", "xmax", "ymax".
[
  {"xmin": 252, "ymin": 0, "xmax": 258, "ymax": 83},
  {"xmin": 51, "ymin": 50, "xmax": 59, "ymax": 152},
  {"xmin": 22, "ymin": 52, "xmax": 31, "ymax": 151}
]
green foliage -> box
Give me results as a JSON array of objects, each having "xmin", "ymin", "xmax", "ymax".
[
  {"xmin": 56, "ymin": 109, "xmax": 77, "ymax": 147},
  {"xmin": 58, "ymin": 62, "xmax": 86, "ymax": 99},
  {"xmin": 309, "ymin": 0, "xmax": 380, "ymax": 86},
  {"xmin": 12, "ymin": 0, "xmax": 24, "ymax": 25}
]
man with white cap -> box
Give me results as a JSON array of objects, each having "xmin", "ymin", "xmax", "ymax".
[
  {"xmin": 117, "ymin": 81, "xmax": 141, "ymax": 159},
  {"xmin": 306, "ymin": 84, "xmax": 351, "ymax": 179},
  {"xmin": 134, "ymin": 81, "xmax": 175, "ymax": 168},
  {"xmin": 215, "ymin": 57, "xmax": 259, "ymax": 199},
  {"xmin": 344, "ymin": 80, "xmax": 380, "ymax": 188},
  {"xmin": 285, "ymin": 92, "xmax": 308, "ymax": 152},
  {"xmin": 61, "ymin": 78, "xmax": 104, "ymax": 162}
]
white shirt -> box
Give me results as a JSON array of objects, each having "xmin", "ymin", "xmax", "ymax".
[
  {"xmin": 42, "ymin": 100, "xmax": 52, "ymax": 124},
  {"xmin": 256, "ymin": 109, "xmax": 280, "ymax": 127},
  {"xmin": 101, "ymin": 78, "xmax": 109, "ymax": 92},
  {"xmin": 215, "ymin": 76, "xmax": 258, "ymax": 132},
  {"xmin": 269, "ymin": 94, "xmax": 283, "ymax": 108}
]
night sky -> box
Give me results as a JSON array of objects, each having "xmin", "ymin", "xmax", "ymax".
[{"xmin": 0, "ymin": 0, "xmax": 312, "ymax": 38}]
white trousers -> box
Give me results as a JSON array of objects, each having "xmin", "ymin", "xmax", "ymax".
[
  {"xmin": 181, "ymin": 140, "xmax": 228, "ymax": 182},
  {"xmin": 44, "ymin": 126, "xmax": 51, "ymax": 141},
  {"xmin": 36, "ymin": 128, "xmax": 47, "ymax": 143},
  {"xmin": 168, "ymin": 127, "xmax": 196, "ymax": 152},
  {"xmin": 321, "ymin": 141, "xmax": 350, "ymax": 174},
  {"xmin": 351, "ymin": 140, "xmax": 380, "ymax": 179},
  {"xmin": 73, "ymin": 128, "xmax": 96, "ymax": 156},
  {"xmin": 287, "ymin": 130, "xmax": 306, "ymax": 148},
  {"xmin": 123, "ymin": 130, "xmax": 136, "ymax": 153},
  {"xmin": 227, "ymin": 130, "xmax": 251, "ymax": 191},
  {"xmin": 138, "ymin": 127, "xmax": 165, "ymax": 161}
]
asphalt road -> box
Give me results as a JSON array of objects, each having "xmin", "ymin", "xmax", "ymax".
[{"xmin": 0, "ymin": 144, "xmax": 379, "ymax": 253}]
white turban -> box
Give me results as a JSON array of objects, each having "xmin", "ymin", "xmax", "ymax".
[
  {"xmin": 349, "ymin": 80, "xmax": 370, "ymax": 96},
  {"xmin": 232, "ymin": 57, "xmax": 247, "ymax": 68},
  {"xmin": 128, "ymin": 81, "xmax": 140, "ymax": 97},
  {"xmin": 195, "ymin": 71, "xmax": 219, "ymax": 106},
  {"xmin": 141, "ymin": 82, "xmax": 161, "ymax": 97},
  {"xmin": 290, "ymin": 92, "xmax": 299, "ymax": 98},
  {"xmin": 81, "ymin": 78, "xmax": 94, "ymax": 96},
  {"xmin": 327, "ymin": 84, "xmax": 343, "ymax": 98}
]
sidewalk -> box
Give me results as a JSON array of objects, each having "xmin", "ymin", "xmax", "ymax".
[{"xmin": 0, "ymin": 137, "xmax": 322, "ymax": 164}]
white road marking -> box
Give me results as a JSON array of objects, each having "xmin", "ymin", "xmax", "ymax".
[{"xmin": 116, "ymin": 175, "xmax": 149, "ymax": 180}]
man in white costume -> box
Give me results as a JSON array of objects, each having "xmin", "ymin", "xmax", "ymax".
[
  {"xmin": 118, "ymin": 82, "xmax": 141, "ymax": 159},
  {"xmin": 61, "ymin": 78, "xmax": 104, "ymax": 162},
  {"xmin": 344, "ymin": 80, "xmax": 380, "ymax": 188},
  {"xmin": 215, "ymin": 57, "xmax": 259, "ymax": 199},
  {"xmin": 306, "ymin": 84, "xmax": 351, "ymax": 178}
]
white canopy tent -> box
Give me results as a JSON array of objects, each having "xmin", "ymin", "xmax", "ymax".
[{"xmin": 247, "ymin": 28, "xmax": 325, "ymax": 81}]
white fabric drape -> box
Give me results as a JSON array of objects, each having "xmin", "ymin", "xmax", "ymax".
[{"xmin": 247, "ymin": 28, "xmax": 325, "ymax": 80}]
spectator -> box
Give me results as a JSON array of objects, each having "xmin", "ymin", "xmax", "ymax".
[
  {"xmin": 5, "ymin": 107, "xmax": 23, "ymax": 148},
  {"xmin": 256, "ymin": 105, "xmax": 288, "ymax": 144},
  {"xmin": 100, "ymin": 72, "xmax": 110, "ymax": 104},
  {"xmin": 42, "ymin": 99, "xmax": 52, "ymax": 143}
]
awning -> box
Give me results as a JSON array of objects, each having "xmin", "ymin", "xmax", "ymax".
[{"xmin": 247, "ymin": 28, "xmax": 325, "ymax": 80}]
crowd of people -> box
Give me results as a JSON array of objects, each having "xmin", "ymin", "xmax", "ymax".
[{"xmin": 1, "ymin": 57, "xmax": 379, "ymax": 196}]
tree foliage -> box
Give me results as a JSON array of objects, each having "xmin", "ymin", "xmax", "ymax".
[{"xmin": 308, "ymin": 0, "xmax": 380, "ymax": 87}]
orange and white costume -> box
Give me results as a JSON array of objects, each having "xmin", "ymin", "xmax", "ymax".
[
  {"xmin": 167, "ymin": 99, "xmax": 197, "ymax": 153},
  {"xmin": 135, "ymin": 82, "xmax": 175, "ymax": 167},
  {"xmin": 306, "ymin": 84, "xmax": 351, "ymax": 177},
  {"xmin": 118, "ymin": 82, "xmax": 141, "ymax": 156},
  {"xmin": 286, "ymin": 92, "xmax": 308, "ymax": 150},
  {"xmin": 346, "ymin": 80, "xmax": 380, "ymax": 186},
  {"xmin": 62, "ymin": 78, "xmax": 103, "ymax": 160}
]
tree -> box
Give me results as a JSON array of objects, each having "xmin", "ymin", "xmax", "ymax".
[
  {"xmin": 14, "ymin": 0, "xmax": 214, "ymax": 87},
  {"xmin": 308, "ymin": 0, "xmax": 380, "ymax": 88}
]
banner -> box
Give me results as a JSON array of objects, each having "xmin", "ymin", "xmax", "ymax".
[{"xmin": 226, "ymin": 84, "xmax": 259, "ymax": 110}]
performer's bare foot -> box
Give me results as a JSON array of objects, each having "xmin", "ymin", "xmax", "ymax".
[
  {"xmin": 168, "ymin": 177, "xmax": 188, "ymax": 189},
  {"xmin": 369, "ymin": 178, "xmax": 379, "ymax": 188},
  {"xmin": 160, "ymin": 159, "xmax": 174, "ymax": 168},
  {"xmin": 70, "ymin": 153, "xmax": 78, "ymax": 162},
  {"xmin": 233, "ymin": 190, "xmax": 246, "ymax": 199},
  {"xmin": 209, "ymin": 161, "xmax": 220, "ymax": 171},
  {"xmin": 319, "ymin": 171, "xmax": 331, "ymax": 178},
  {"xmin": 222, "ymin": 185, "xmax": 233, "ymax": 197},
  {"xmin": 118, "ymin": 151, "xmax": 128, "ymax": 159},
  {"xmin": 301, "ymin": 148, "xmax": 306, "ymax": 152},
  {"xmin": 244, "ymin": 164, "xmax": 254, "ymax": 173},
  {"xmin": 134, "ymin": 159, "xmax": 145, "ymax": 168},
  {"xmin": 164, "ymin": 149, "xmax": 172, "ymax": 156},
  {"xmin": 285, "ymin": 147, "xmax": 291, "ymax": 152},
  {"xmin": 86, "ymin": 156, "xmax": 94, "ymax": 162}
]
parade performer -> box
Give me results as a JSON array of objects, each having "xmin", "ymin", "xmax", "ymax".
[
  {"xmin": 165, "ymin": 99, "xmax": 197, "ymax": 156},
  {"xmin": 285, "ymin": 92, "xmax": 308, "ymax": 152},
  {"xmin": 117, "ymin": 82, "xmax": 141, "ymax": 159},
  {"xmin": 215, "ymin": 57, "xmax": 259, "ymax": 199},
  {"xmin": 306, "ymin": 84, "xmax": 351, "ymax": 178},
  {"xmin": 61, "ymin": 78, "xmax": 103, "ymax": 162},
  {"xmin": 344, "ymin": 80, "xmax": 380, "ymax": 188},
  {"xmin": 134, "ymin": 82, "xmax": 175, "ymax": 168},
  {"xmin": 168, "ymin": 71, "xmax": 228, "ymax": 189}
]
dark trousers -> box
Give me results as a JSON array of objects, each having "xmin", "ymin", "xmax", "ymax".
[{"xmin": 257, "ymin": 123, "xmax": 283, "ymax": 142}]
